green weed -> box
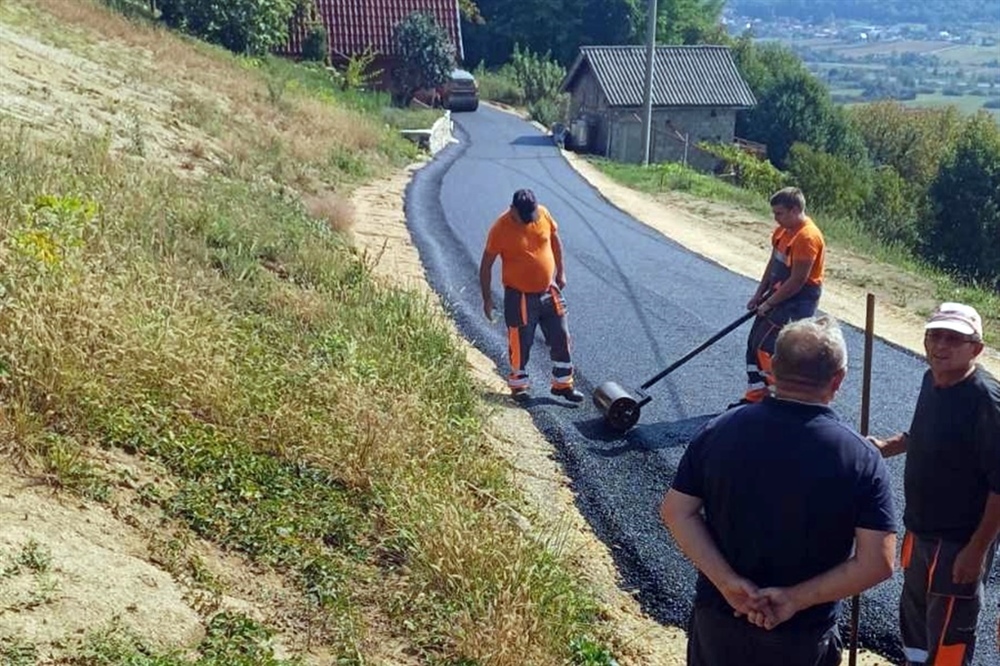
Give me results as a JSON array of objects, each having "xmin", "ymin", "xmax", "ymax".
[
  {"xmin": 68, "ymin": 614, "xmax": 300, "ymax": 665},
  {"xmin": 1, "ymin": 2, "xmax": 625, "ymax": 662},
  {"xmin": 16, "ymin": 539, "xmax": 52, "ymax": 573},
  {"xmin": 0, "ymin": 637, "xmax": 37, "ymax": 666}
]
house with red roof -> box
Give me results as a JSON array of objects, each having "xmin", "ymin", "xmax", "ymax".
[{"xmin": 280, "ymin": 0, "xmax": 464, "ymax": 91}]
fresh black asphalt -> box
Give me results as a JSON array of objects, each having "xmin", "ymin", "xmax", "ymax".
[{"xmin": 403, "ymin": 105, "xmax": 1000, "ymax": 664}]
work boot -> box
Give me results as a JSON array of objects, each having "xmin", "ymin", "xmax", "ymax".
[
  {"xmin": 726, "ymin": 398, "xmax": 752, "ymax": 411},
  {"xmin": 510, "ymin": 387, "xmax": 530, "ymax": 401},
  {"xmin": 550, "ymin": 386, "xmax": 585, "ymax": 403}
]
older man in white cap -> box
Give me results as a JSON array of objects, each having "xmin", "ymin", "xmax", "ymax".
[{"xmin": 872, "ymin": 302, "xmax": 1000, "ymax": 666}]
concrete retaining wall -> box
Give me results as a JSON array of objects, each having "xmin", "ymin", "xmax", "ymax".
[
  {"xmin": 399, "ymin": 111, "xmax": 455, "ymax": 154},
  {"xmin": 428, "ymin": 111, "xmax": 454, "ymax": 154}
]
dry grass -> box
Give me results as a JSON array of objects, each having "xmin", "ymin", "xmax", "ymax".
[
  {"xmin": 0, "ymin": 2, "xmax": 617, "ymax": 663},
  {"xmin": 303, "ymin": 191, "xmax": 356, "ymax": 233},
  {"xmin": 18, "ymin": 0, "xmax": 396, "ymax": 193}
]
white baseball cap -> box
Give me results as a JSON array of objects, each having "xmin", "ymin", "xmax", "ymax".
[{"xmin": 925, "ymin": 302, "xmax": 983, "ymax": 340}]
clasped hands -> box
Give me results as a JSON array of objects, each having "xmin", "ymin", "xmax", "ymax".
[{"xmin": 721, "ymin": 575, "xmax": 801, "ymax": 631}]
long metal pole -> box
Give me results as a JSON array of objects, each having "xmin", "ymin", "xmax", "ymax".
[
  {"xmin": 640, "ymin": 0, "xmax": 657, "ymax": 166},
  {"xmin": 849, "ymin": 292, "xmax": 876, "ymax": 666}
]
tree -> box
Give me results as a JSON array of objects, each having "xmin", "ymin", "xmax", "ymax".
[
  {"xmin": 787, "ymin": 142, "xmax": 871, "ymax": 221},
  {"xmin": 862, "ymin": 165, "xmax": 921, "ymax": 249},
  {"xmin": 463, "ymin": 0, "xmax": 642, "ymax": 68},
  {"xmin": 925, "ymin": 114, "xmax": 1000, "ymax": 284},
  {"xmin": 157, "ymin": 0, "xmax": 297, "ymax": 55},
  {"xmin": 654, "ymin": 0, "xmax": 725, "ymax": 45},
  {"xmin": 459, "ymin": 0, "xmax": 484, "ymax": 23},
  {"xmin": 392, "ymin": 12, "xmax": 455, "ymax": 106},
  {"xmin": 298, "ymin": 0, "xmax": 328, "ymax": 63},
  {"xmin": 732, "ymin": 37, "xmax": 859, "ymax": 168},
  {"xmin": 849, "ymin": 102, "xmax": 963, "ymax": 192}
]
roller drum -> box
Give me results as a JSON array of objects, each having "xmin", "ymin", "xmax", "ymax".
[{"xmin": 592, "ymin": 381, "xmax": 641, "ymax": 431}]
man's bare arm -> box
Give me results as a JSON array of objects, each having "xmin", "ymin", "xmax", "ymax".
[
  {"xmin": 760, "ymin": 258, "xmax": 813, "ymax": 311},
  {"xmin": 660, "ymin": 489, "xmax": 761, "ymax": 616},
  {"xmin": 954, "ymin": 492, "xmax": 1000, "ymax": 583},
  {"xmin": 748, "ymin": 259, "xmax": 774, "ymax": 309},
  {"xmin": 551, "ymin": 229, "xmax": 566, "ymax": 287},
  {"xmin": 869, "ymin": 432, "xmax": 909, "ymax": 458},
  {"xmin": 751, "ymin": 528, "xmax": 895, "ymax": 630},
  {"xmin": 479, "ymin": 250, "xmax": 497, "ymax": 319}
]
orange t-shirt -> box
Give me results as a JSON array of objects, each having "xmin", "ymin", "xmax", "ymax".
[
  {"xmin": 485, "ymin": 205, "xmax": 558, "ymax": 293},
  {"xmin": 771, "ymin": 217, "xmax": 825, "ymax": 287}
]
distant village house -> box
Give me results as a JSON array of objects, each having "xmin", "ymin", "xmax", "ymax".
[{"xmin": 559, "ymin": 45, "xmax": 756, "ymax": 170}]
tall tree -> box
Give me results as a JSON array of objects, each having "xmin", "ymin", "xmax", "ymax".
[
  {"xmin": 463, "ymin": 0, "xmax": 642, "ymax": 68},
  {"xmin": 392, "ymin": 12, "xmax": 455, "ymax": 106},
  {"xmin": 654, "ymin": 0, "xmax": 725, "ymax": 44},
  {"xmin": 732, "ymin": 37, "xmax": 857, "ymax": 167},
  {"xmin": 158, "ymin": 0, "xmax": 297, "ymax": 54},
  {"xmin": 849, "ymin": 102, "xmax": 963, "ymax": 192},
  {"xmin": 925, "ymin": 114, "xmax": 1000, "ymax": 284}
]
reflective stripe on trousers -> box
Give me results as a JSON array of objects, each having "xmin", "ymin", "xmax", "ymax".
[{"xmin": 503, "ymin": 286, "xmax": 573, "ymax": 389}]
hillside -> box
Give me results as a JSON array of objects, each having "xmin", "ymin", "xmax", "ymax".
[
  {"xmin": 2, "ymin": 2, "xmax": 996, "ymax": 666},
  {"xmin": 728, "ymin": 0, "xmax": 997, "ymax": 27},
  {"xmin": 0, "ymin": 0, "xmax": 716, "ymax": 664}
]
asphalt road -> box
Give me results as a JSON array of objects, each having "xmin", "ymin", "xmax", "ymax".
[{"xmin": 404, "ymin": 105, "xmax": 1000, "ymax": 664}]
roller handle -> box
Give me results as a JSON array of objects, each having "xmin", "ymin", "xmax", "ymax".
[{"xmin": 638, "ymin": 308, "xmax": 757, "ymax": 393}]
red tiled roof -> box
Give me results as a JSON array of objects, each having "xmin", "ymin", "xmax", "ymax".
[{"xmin": 283, "ymin": 0, "xmax": 463, "ymax": 61}]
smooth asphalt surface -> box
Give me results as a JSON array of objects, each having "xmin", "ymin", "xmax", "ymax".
[{"xmin": 403, "ymin": 105, "xmax": 1000, "ymax": 664}]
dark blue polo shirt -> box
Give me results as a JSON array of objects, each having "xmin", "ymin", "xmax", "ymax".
[{"xmin": 672, "ymin": 397, "xmax": 896, "ymax": 632}]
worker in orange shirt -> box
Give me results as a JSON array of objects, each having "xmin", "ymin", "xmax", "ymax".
[
  {"xmin": 479, "ymin": 189, "xmax": 583, "ymax": 402},
  {"xmin": 733, "ymin": 187, "xmax": 825, "ymax": 407}
]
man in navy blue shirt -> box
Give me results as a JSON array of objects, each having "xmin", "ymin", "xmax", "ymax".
[{"xmin": 661, "ymin": 315, "xmax": 896, "ymax": 666}]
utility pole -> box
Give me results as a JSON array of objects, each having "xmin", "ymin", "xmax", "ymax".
[{"xmin": 640, "ymin": 0, "xmax": 657, "ymax": 166}]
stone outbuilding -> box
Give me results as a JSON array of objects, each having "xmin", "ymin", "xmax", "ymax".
[{"xmin": 559, "ymin": 45, "xmax": 756, "ymax": 170}]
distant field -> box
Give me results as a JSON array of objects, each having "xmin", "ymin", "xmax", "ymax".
[
  {"xmin": 777, "ymin": 35, "xmax": 1000, "ymax": 122},
  {"xmin": 842, "ymin": 93, "xmax": 1000, "ymax": 122},
  {"xmin": 809, "ymin": 60, "xmax": 887, "ymax": 71},
  {"xmin": 900, "ymin": 93, "xmax": 1000, "ymax": 117},
  {"xmin": 788, "ymin": 38, "xmax": 999, "ymax": 65},
  {"xmin": 828, "ymin": 39, "xmax": 954, "ymax": 58},
  {"xmin": 933, "ymin": 44, "xmax": 1000, "ymax": 66},
  {"xmin": 827, "ymin": 87, "xmax": 867, "ymax": 98}
]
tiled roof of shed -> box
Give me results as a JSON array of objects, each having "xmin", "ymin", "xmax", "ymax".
[
  {"xmin": 283, "ymin": 0, "xmax": 463, "ymax": 60},
  {"xmin": 562, "ymin": 45, "xmax": 756, "ymax": 108}
]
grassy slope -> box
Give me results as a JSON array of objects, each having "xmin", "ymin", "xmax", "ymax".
[{"xmin": 0, "ymin": 1, "xmax": 616, "ymax": 664}]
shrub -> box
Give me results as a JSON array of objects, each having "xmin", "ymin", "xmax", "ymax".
[
  {"xmin": 504, "ymin": 45, "xmax": 568, "ymax": 125},
  {"xmin": 508, "ymin": 44, "xmax": 565, "ymax": 105},
  {"xmin": 861, "ymin": 166, "xmax": 922, "ymax": 249},
  {"xmin": 299, "ymin": 3, "xmax": 328, "ymax": 64},
  {"xmin": 473, "ymin": 62, "xmax": 524, "ymax": 106},
  {"xmin": 787, "ymin": 142, "xmax": 871, "ymax": 220},
  {"xmin": 698, "ymin": 141, "xmax": 786, "ymax": 197},
  {"xmin": 528, "ymin": 94, "xmax": 570, "ymax": 129},
  {"xmin": 331, "ymin": 47, "xmax": 382, "ymax": 92},
  {"xmin": 157, "ymin": 0, "xmax": 297, "ymax": 55},
  {"xmin": 391, "ymin": 11, "xmax": 454, "ymax": 106}
]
